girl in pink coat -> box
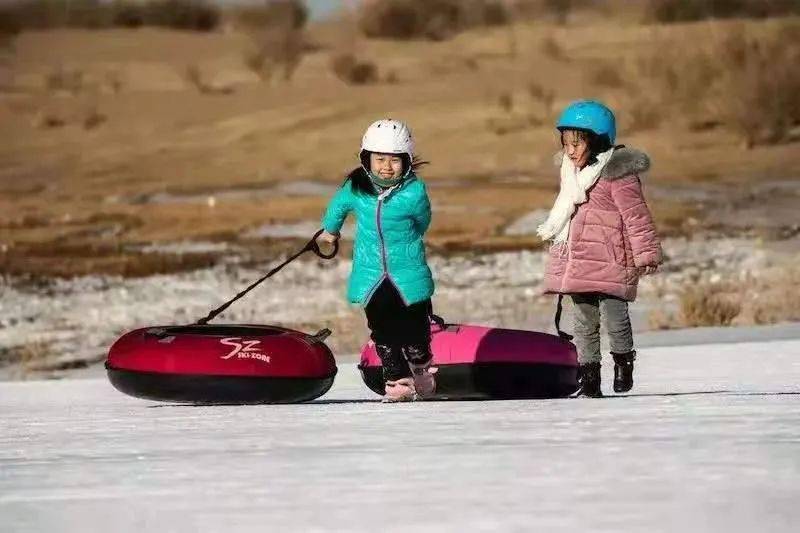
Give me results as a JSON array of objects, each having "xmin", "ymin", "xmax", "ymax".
[{"xmin": 538, "ymin": 100, "xmax": 662, "ymax": 397}]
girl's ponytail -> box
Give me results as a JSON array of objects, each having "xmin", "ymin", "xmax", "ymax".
[{"xmin": 343, "ymin": 166, "xmax": 373, "ymax": 196}]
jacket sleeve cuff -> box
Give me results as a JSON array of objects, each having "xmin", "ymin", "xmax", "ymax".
[
  {"xmin": 321, "ymin": 218, "xmax": 343, "ymax": 234},
  {"xmin": 633, "ymin": 246, "xmax": 663, "ymax": 268}
]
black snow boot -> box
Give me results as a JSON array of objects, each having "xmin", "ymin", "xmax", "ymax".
[
  {"xmin": 612, "ymin": 350, "xmax": 636, "ymax": 393},
  {"xmin": 575, "ymin": 362, "xmax": 603, "ymax": 398},
  {"xmin": 375, "ymin": 344, "xmax": 412, "ymax": 382}
]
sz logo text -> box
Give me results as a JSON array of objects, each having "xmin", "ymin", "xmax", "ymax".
[{"xmin": 220, "ymin": 338, "xmax": 271, "ymax": 363}]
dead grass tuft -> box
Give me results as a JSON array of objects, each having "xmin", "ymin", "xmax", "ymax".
[
  {"xmin": 0, "ymin": 0, "xmax": 220, "ymax": 32},
  {"xmin": 358, "ymin": 0, "xmax": 509, "ymax": 41},
  {"xmin": 645, "ymin": 0, "xmax": 800, "ymax": 23},
  {"xmin": 0, "ymin": 241, "xmax": 219, "ymax": 279},
  {"xmin": 0, "ymin": 339, "xmax": 52, "ymax": 378},
  {"xmin": 540, "ymin": 35, "xmax": 565, "ymax": 61},
  {"xmin": 627, "ymin": 22, "xmax": 800, "ymax": 145},
  {"xmin": 679, "ymin": 282, "xmax": 742, "ymax": 327},
  {"xmin": 241, "ymin": 2, "xmax": 307, "ymax": 83},
  {"xmin": 330, "ymin": 52, "xmax": 378, "ymax": 85},
  {"xmin": 588, "ymin": 61, "xmax": 624, "ymax": 88}
]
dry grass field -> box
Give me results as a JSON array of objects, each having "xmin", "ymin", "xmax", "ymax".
[{"xmin": 1, "ymin": 1, "xmax": 799, "ymax": 279}]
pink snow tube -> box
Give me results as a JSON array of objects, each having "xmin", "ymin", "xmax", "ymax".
[{"xmin": 359, "ymin": 322, "xmax": 578, "ymax": 399}]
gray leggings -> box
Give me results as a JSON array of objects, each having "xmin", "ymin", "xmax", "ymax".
[{"xmin": 571, "ymin": 293, "xmax": 634, "ymax": 364}]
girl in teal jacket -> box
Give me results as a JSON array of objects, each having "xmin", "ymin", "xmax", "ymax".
[{"xmin": 319, "ymin": 119, "xmax": 435, "ymax": 402}]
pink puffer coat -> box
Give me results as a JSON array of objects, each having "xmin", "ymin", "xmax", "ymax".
[{"xmin": 543, "ymin": 148, "xmax": 662, "ymax": 301}]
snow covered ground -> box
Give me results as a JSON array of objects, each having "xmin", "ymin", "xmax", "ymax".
[{"xmin": 1, "ymin": 331, "xmax": 799, "ymax": 532}]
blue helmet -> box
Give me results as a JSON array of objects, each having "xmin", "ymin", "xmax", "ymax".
[{"xmin": 556, "ymin": 100, "xmax": 616, "ymax": 144}]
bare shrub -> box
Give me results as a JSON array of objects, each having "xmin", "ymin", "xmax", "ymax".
[
  {"xmin": 743, "ymin": 266, "xmax": 800, "ymax": 325},
  {"xmin": 104, "ymin": 70, "xmax": 124, "ymax": 94},
  {"xmin": 634, "ymin": 23, "xmax": 800, "ymax": 144},
  {"xmin": 240, "ymin": 1, "xmax": 307, "ymax": 83},
  {"xmin": 32, "ymin": 110, "xmax": 66, "ymax": 129},
  {"xmin": 185, "ymin": 64, "xmax": 204, "ymax": 90},
  {"xmin": 645, "ymin": 0, "xmax": 800, "ymax": 23},
  {"xmin": 230, "ymin": 0, "xmax": 307, "ymax": 31},
  {"xmin": 384, "ymin": 69, "xmax": 400, "ymax": 84},
  {"xmin": 244, "ymin": 32, "xmax": 303, "ymax": 82},
  {"xmin": 528, "ymin": 82, "xmax": 555, "ymax": 119},
  {"xmin": 623, "ymin": 91, "xmax": 662, "ymax": 133},
  {"xmin": 330, "ymin": 52, "xmax": 378, "ymax": 85},
  {"xmin": 140, "ymin": 0, "xmax": 219, "ymax": 31},
  {"xmin": 1, "ymin": 339, "xmax": 52, "ymax": 378},
  {"xmin": 0, "ymin": 0, "xmax": 220, "ymax": 32},
  {"xmin": 540, "ymin": 35, "xmax": 565, "ymax": 61},
  {"xmin": 589, "ymin": 61, "xmax": 624, "ymax": 88},
  {"xmin": 83, "ymin": 106, "xmax": 106, "ymax": 129},
  {"xmin": 509, "ymin": 0, "xmax": 596, "ymax": 23},
  {"xmin": 498, "ymin": 92, "xmax": 513, "ymax": 113},
  {"xmin": 358, "ymin": 0, "xmax": 508, "ymax": 41},
  {"xmin": 0, "ymin": 24, "xmax": 14, "ymax": 90},
  {"xmin": 648, "ymin": 308, "xmax": 680, "ymax": 330},
  {"xmin": 680, "ymin": 283, "xmax": 742, "ymax": 327},
  {"xmin": 46, "ymin": 65, "xmax": 84, "ymax": 95},
  {"xmin": 713, "ymin": 26, "xmax": 800, "ymax": 147},
  {"xmin": 544, "ymin": 0, "xmax": 572, "ymax": 24}
]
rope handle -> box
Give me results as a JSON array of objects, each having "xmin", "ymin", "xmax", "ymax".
[
  {"xmin": 195, "ymin": 229, "xmax": 338, "ymax": 325},
  {"xmin": 308, "ymin": 229, "xmax": 339, "ymax": 260}
]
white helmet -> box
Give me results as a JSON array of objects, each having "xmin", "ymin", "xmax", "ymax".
[{"xmin": 360, "ymin": 119, "xmax": 415, "ymax": 156}]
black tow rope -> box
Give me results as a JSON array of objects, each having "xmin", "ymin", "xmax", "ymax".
[
  {"xmin": 195, "ymin": 229, "xmax": 339, "ymax": 325},
  {"xmin": 554, "ymin": 294, "xmax": 574, "ymax": 341}
]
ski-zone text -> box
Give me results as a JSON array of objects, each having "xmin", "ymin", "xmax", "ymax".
[{"xmin": 219, "ymin": 338, "xmax": 271, "ymax": 363}]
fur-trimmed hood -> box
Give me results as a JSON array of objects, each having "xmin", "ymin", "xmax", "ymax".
[{"xmin": 553, "ymin": 147, "xmax": 651, "ymax": 180}]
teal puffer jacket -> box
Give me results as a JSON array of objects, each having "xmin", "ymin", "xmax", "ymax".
[{"xmin": 321, "ymin": 174, "xmax": 434, "ymax": 306}]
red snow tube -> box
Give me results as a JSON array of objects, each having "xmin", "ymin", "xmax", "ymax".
[
  {"xmin": 106, "ymin": 324, "xmax": 337, "ymax": 404},
  {"xmin": 359, "ymin": 323, "xmax": 578, "ymax": 399}
]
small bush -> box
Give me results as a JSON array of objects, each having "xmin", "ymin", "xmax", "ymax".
[
  {"xmin": 330, "ymin": 52, "xmax": 378, "ymax": 85},
  {"xmin": 617, "ymin": 20, "xmax": 800, "ymax": 142},
  {"xmin": 358, "ymin": 0, "xmax": 508, "ymax": 41},
  {"xmin": 83, "ymin": 107, "xmax": 107, "ymax": 129},
  {"xmin": 0, "ymin": 0, "xmax": 220, "ymax": 32},
  {"xmin": 633, "ymin": 23, "xmax": 800, "ymax": 144},
  {"xmin": 624, "ymin": 92, "xmax": 662, "ymax": 133},
  {"xmin": 32, "ymin": 111, "xmax": 66, "ymax": 129},
  {"xmin": 544, "ymin": 0, "xmax": 572, "ymax": 25},
  {"xmin": 231, "ymin": 0, "xmax": 307, "ymax": 31},
  {"xmin": 589, "ymin": 61, "xmax": 624, "ymax": 88},
  {"xmin": 680, "ymin": 283, "xmax": 742, "ymax": 327},
  {"xmin": 0, "ymin": 339, "xmax": 52, "ymax": 377},
  {"xmin": 140, "ymin": 0, "xmax": 220, "ymax": 31},
  {"xmin": 498, "ymin": 92, "xmax": 513, "ymax": 113},
  {"xmin": 540, "ymin": 35, "xmax": 565, "ymax": 61},
  {"xmin": 384, "ymin": 69, "xmax": 400, "ymax": 84},
  {"xmin": 244, "ymin": 26, "xmax": 305, "ymax": 82},
  {"xmin": 184, "ymin": 63, "xmax": 204, "ymax": 90},
  {"xmin": 238, "ymin": 1, "xmax": 308, "ymax": 84},
  {"xmin": 112, "ymin": 3, "xmax": 146, "ymax": 28},
  {"xmin": 527, "ymin": 82, "xmax": 555, "ymax": 118},
  {"xmin": 46, "ymin": 66, "xmax": 84, "ymax": 94},
  {"xmin": 646, "ymin": 0, "xmax": 800, "ymax": 23},
  {"xmin": 715, "ymin": 27, "xmax": 800, "ymax": 146}
]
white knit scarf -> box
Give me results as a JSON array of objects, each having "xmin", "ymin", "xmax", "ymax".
[{"xmin": 536, "ymin": 148, "xmax": 615, "ymax": 244}]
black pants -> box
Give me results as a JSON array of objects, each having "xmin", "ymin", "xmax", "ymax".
[
  {"xmin": 365, "ymin": 280, "xmax": 431, "ymax": 346},
  {"xmin": 365, "ymin": 280, "xmax": 431, "ymax": 380}
]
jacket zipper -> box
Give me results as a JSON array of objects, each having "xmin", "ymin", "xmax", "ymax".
[{"xmin": 367, "ymin": 188, "xmax": 410, "ymax": 306}]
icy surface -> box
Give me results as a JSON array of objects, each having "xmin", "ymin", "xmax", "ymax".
[{"xmin": 1, "ymin": 338, "xmax": 799, "ymax": 532}]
